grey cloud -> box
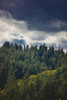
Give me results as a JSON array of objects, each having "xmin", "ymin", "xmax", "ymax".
[
  {"xmin": 60, "ymin": 39, "xmax": 67, "ymax": 49},
  {"xmin": 12, "ymin": 39, "xmax": 25, "ymax": 45},
  {"xmin": 0, "ymin": 0, "xmax": 67, "ymax": 32},
  {"xmin": 27, "ymin": 19, "xmax": 67, "ymax": 32},
  {"xmin": 0, "ymin": 10, "xmax": 67, "ymax": 52}
]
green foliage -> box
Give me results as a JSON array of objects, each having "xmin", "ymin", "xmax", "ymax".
[{"xmin": 0, "ymin": 42, "xmax": 67, "ymax": 100}]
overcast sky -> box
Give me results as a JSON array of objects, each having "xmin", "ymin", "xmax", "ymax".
[{"xmin": 0, "ymin": 0, "xmax": 67, "ymax": 51}]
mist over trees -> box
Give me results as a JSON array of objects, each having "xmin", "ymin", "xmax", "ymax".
[{"xmin": 0, "ymin": 42, "xmax": 67, "ymax": 100}]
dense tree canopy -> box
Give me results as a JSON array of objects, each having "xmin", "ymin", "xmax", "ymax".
[{"xmin": 0, "ymin": 42, "xmax": 67, "ymax": 100}]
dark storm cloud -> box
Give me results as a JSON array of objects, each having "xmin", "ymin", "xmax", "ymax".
[
  {"xmin": 0, "ymin": 0, "xmax": 67, "ymax": 51},
  {"xmin": 0, "ymin": 0, "xmax": 67, "ymax": 32}
]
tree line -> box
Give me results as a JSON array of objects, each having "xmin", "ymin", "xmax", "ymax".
[{"xmin": 0, "ymin": 41, "xmax": 67, "ymax": 100}]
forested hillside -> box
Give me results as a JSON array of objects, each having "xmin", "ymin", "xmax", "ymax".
[{"xmin": 0, "ymin": 42, "xmax": 67, "ymax": 100}]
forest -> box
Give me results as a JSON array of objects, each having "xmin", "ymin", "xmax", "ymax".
[{"xmin": 0, "ymin": 41, "xmax": 67, "ymax": 100}]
